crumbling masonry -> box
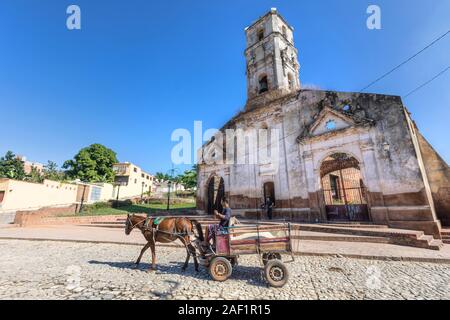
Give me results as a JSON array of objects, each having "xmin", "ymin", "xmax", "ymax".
[{"xmin": 197, "ymin": 9, "xmax": 449, "ymax": 239}]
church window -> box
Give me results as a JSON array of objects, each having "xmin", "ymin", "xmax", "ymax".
[
  {"xmin": 326, "ymin": 120, "xmax": 337, "ymax": 131},
  {"xmin": 257, "ymin": 29, "xmax": 264, "ymax": 41},
  {"xmin": 259, "ymin": 75, "xmax": 268, "ymax": 94}
]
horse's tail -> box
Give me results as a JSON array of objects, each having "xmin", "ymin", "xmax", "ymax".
[{"xmin": 190, "ymin": 219, "xmax": 204, "ymax": 242}]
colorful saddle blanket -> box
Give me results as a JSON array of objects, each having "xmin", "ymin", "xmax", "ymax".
[{"xmin": 144, "ymin": 216, "xmax": 165, "ymax": 228}]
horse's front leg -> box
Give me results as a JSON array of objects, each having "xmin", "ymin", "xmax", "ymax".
[
  {"xmin": 182, "ymin": 249, "xmax": 190, "ymax": 272},
  {"xmin": 135, "ymin": 242, "xmax": 151, "ymax": 267},
  {"xmin": 181, "ymin": 237, "xmax": 191, "ymax": 272},
  {"xmin": 188, "ymin": 243, "xmax": 199, "ymax": 272}
]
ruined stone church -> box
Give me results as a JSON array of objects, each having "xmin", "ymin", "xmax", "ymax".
[{"xmin": 196, "ymin": 9, "xmax": 449, "ymax": 238}]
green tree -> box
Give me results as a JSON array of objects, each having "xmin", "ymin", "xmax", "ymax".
[
  {"xmin": 26, "ymin": 166, "xmax": 44, "ymax": 183},
  {"xmin": 63, "ymin": 144, "xmax": 118, "ymax": 183},
  {"xmin": 177, "ymin": 166, "xmax": 197, "ymax": 190},
  {"xmin": 155, "ymin": 172, "xmax": 171, "ymax": 181},
  {"xmin": 0, "ymin": 151, "xmax": 26, "ymax": 180},
  {"xmin": 43, "ymin": 160, "xmax": 65, "ymax": 181}
]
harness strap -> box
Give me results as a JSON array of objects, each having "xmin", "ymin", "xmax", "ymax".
[{"xmin": 144, "ymin": 216, "xmax": 152, "ymax": 229}]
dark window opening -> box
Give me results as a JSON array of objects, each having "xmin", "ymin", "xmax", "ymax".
[
  {"xmin": 257, "ymin": 29, "xmax": 264, "ymax": 41},
  {"xmin": 259, "ymin": 76, "xmax": 268, "ymax": 94}
]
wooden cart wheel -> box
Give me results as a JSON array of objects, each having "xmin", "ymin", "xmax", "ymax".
[
  {"xmin": 209, "ymin": 257, "xmax": 232, "ymax": 282},
  {"xmin": 262, "ymin": 252, "xmax": 282, "ymax": 265},
  {"xmin": 264, "ymin": 260, "xmax": 289, "ymax": 288}
]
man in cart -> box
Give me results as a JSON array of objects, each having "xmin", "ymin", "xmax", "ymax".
[{"xmin": 202, "ymin": 198, "xmax": 232, "ymax": 251}]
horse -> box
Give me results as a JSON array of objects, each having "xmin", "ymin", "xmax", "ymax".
[{"xmin": 125, "ymin": 214, "xmax": 204, "ymax": 272}]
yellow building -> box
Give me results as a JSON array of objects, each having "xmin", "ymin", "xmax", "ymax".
[{"xmin": 112, "ymin": 162, "xmax": 154, "ymax": 200}]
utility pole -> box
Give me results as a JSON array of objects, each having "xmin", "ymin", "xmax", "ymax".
[
  {"xmin": 115, "ymin": 183, "xmax": 121, "ymax": 208},
  {"xmin": 166, "ymin": 165, "xmax": 177, "ymax": 211},
  {"xmin": 166, "ymin": 180, "xmax": 172, "ymax": 211},
  {"xmin": 79, "ymin": 183, "xmax": 88, "ymax": 214}
]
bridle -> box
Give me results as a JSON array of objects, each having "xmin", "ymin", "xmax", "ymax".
[{"xmin": 126, "ymin": 215, "xmax": 144, "ymax": 232}]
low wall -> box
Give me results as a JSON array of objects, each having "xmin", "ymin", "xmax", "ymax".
[
  {"xmin": 19, "ymin": 214, "xmax": 129, "ymax": 227},
  {"xmin": 14, "ymin": 204, "xmax": 79, "ymax": 227},
  {"xmin": 0, "ymin": 179, "xmax": 78, "ymax": 211},
  {"xmin": 13, "ymin": 206, "xmax": 199, "ymax": 227}
]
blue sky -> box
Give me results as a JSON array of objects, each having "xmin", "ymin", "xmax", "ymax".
[{"xmin": 0, "ymin": 0, "xmax": 449, "ymax": 174}]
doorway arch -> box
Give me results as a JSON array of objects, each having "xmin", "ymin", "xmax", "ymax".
[
  {"xmin": 206, "ymin": 175, "xmax": 225, "ymax": 215},
  {"xmin": 320, "ymin": 153, "xmax": 369, "ymax": 221}
]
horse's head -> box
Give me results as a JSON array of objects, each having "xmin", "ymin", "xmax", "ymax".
[{"xmin": 125, "ymin": 214, "xmax": 134, "ymax": 235}]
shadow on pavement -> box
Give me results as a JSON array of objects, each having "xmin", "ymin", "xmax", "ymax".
[{"xmin": 88, "ymin": 260, "xmax": 267, "ymax": 287}]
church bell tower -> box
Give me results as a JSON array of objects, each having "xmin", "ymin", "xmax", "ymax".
[{"xmin": 244, "ymin": 8, "xmax": 300, "ymax": 107}]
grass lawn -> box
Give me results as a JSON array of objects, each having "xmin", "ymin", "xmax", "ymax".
[{"xmin": 67, "ymin": 202, "xmax": 196, "ymax": 217}]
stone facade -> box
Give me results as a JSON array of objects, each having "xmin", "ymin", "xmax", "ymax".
[{"xmin": 196, "ymin": 9, "xmax": 448, "ymax": 238}]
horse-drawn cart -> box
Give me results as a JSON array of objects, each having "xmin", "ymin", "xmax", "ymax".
[{"xmin": 197, "ymin": 223, "xmax": 294, "ymax": 287}]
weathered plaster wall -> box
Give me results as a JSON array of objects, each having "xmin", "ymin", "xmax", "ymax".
[
  {"xmin": 417, "ymin": 132, "xmax": 450, "ymax": 226},
  {"xmin": 197, "ymin": 89, "xmax": 442, "ymax": 236}
]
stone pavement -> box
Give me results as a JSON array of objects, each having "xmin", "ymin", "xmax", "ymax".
[
  {"xmin": 0, "ymin": 239, "xmax": 449, "ymax": 300},
  {"xmin": 1, "ymin": 225, "xmax": 450, "ymax": 263}
]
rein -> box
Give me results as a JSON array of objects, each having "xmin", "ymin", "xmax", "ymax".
[{"xmin": 127, "ymin": 215, "xmax": 145, "ymax": 231}]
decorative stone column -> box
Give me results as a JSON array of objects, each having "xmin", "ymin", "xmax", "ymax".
[{"xmin": 302, "ymin": 150, "xmax": 324, "ymax": 221}]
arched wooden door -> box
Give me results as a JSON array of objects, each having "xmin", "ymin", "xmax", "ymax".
[{"xmin": 320, "ymin": 153, "xmax": 369, "ymax": 221}]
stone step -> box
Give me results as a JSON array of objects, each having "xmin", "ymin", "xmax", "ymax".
[
  {"xmin": 296, "ymin": 224, "xmax": 442, "ymax": 250},
  {"xmin": 415, "ymin": 235, "xmax": 443, "ymax": 251},
  {"xmin": 443, "ymin": 240, "xmax": 450, "ymax": 244},
  {"xmin": 297, "ymin": 233, "xmax": 390, "ymax": 244},
  {"xmin": 427, "ymin": 239, "xmax": 444, "ymax": 250},
  {"xmin": 319, "ymin": 223, "xmax": 388, "ymax": 229},
  {"xmin": 0, "ymin": 212, "xmax": 17, "ymax": 224},
  {"xmin": 297, "ymin": 224, "xmax": 423, "ymax": 239},
  {"xmin": 80, "ymin": 221, "xmax": 215, "ymax": 229},
  {"xmin": 81, "ymin": 218, "xmax": 216, "ymax": 229},
  {"xmin": 0, "ymin": 223, "xmax": 18, "ymax": 229}
]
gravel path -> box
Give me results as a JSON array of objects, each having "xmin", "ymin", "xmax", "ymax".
[{"xmin": 0, "ymin": 239, "xmax": 449, "ymax": 300}]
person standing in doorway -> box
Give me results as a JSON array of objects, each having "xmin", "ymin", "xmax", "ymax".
[{"xmin": 262, "ymin": 197, "xmax": 274, "ymax": 220}]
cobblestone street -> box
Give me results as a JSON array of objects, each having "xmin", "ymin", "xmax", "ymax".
[{"xmin": 0, "ymin": 239, "xmax": 449, "ymax": 300}]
